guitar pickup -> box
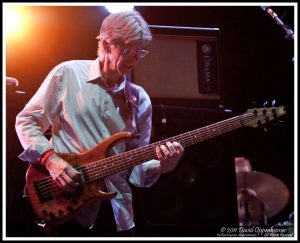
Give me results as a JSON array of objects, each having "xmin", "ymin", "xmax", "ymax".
[{"xmin": 33, "ymin": 180, "xmax": 53, "ymax": 202}]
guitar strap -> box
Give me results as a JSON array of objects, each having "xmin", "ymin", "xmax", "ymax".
[{"xmin": 124, "ymin": 80, "xmax": 140, "ymax": 137}]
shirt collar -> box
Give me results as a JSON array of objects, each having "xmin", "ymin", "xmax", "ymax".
[
  {"xmin": 87, "ymin": 57, "xmax": 103, "ymax": 82},
  {"xmin": 87, "ymin": 57, "xmax": 126, "ymax": 94}
]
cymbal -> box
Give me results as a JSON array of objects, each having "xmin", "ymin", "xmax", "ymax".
[{"xmin": 236, "ymin": 171, "xmax": 289, "ymax": 218}]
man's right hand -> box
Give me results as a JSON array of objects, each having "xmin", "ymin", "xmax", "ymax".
[{"xmin": 44, "ymin": 153, "xmax": 82, "ymax": 192}]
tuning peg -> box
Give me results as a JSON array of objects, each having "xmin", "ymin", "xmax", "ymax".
[
  {"xmin": 263, "ymin": 101, "xmax": 268, "ymax": 108},
  {"xmin": 271, "ymin": 99, "xmax": 276, "ymax": 107}
]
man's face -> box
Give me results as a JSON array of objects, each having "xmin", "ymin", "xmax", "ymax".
[{"xmin": 108, "ymin": 39, "xmax": 149, "ymax": 75}]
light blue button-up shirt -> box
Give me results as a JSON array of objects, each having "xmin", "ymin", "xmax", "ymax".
[{"xmin": 15, "ymin": 58, "xmax": 160, "ymax": 231}]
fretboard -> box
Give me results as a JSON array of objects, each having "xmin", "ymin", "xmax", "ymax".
[{"xmin": 79, "ymin": 113, "xmax": 250, "ymax": 183}]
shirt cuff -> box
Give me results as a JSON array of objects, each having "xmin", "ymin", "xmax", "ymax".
[{"xmin": 18, "ymin": 144, "xmax": 54, "ymax": 163}]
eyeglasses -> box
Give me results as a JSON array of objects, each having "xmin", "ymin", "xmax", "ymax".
[
  {"xmin": 121, "ymin": 47, "xmax": 149, "ymax": 59},
  {"xmin": 108, "ymin": 40, "xmax": 149, "ymax": 59}
]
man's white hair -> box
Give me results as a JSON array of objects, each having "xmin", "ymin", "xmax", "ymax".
[{"xmin": 97, "ymin": 10, "xmax": 152, "ymax": 45}]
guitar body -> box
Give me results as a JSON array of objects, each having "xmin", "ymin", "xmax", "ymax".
[{"xmin": 26, "ymin": 132, "xmax": 133, "ymax": 225}]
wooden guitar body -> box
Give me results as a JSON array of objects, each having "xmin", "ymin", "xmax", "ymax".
[{"xmin": 26, "ymin": 132, "xmax": 132, "ymax": 225}]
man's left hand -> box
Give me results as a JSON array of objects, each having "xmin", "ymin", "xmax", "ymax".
[{"xmin": 155, "ymin": 141, "xmax": 184, "ymax": 174}]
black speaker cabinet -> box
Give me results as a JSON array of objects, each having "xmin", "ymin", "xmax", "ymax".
[{"xmin": 133, "ymin": 105, "xmax": 239, "ymax": 237}]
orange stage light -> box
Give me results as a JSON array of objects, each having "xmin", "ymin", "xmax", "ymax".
[{"xmin": 4, "ymin": 6, "xmax": 31, "ymax": 42}]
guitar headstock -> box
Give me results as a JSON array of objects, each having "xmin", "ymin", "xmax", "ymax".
[{"xmin": 243, "ymin": 106, "xmax": 287, "ymax": 128}]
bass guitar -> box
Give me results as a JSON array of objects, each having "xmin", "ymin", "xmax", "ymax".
[{"xmin": 25, "ymin": 106, "xmax": 286, "ymax": 226}]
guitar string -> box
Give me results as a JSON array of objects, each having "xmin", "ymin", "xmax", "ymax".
[
  {"xmin": 35, "ymin": 115, "xmax": 244, "ymax": 193},
  {"xmin": 34, "ymin": 112, "xmax": 277, "ymax": 198},
  {"xmin": 83, "ymin": 110, "xmax": 280, "ymax": 182},
  {"xmin": 36, "ymin": 114, "xmax": 245, "ymax": 188},
  {"xmin": 34, "ymin": 112, "xmax": 276, "ymax": 199},
  {"xmin": 82, "ymin": 118, "xmax": 241, "ymax": 181},
  {"xmin": 36, "ymin": 109, "xmax": 276, "ymax": 190},
  {"xmin": 78, "ymin": 111, "xmax": 280, "ymax": 183},
  {"xmin": 34, "ymin": 112, "xmax": 273, "ymax": 198},
  {"xmin": 35, "ymin": 120, "xmax": 241, "ymax": 197}
]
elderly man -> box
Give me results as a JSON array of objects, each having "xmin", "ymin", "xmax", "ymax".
[{"xmin": 15, "ymin": 10, "xmax": 184, "ymax": 237}]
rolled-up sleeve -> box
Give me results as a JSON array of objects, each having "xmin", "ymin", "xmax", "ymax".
[{"xmin": 15, "ymin": 64, "xmax": 65, "ymax": 163}]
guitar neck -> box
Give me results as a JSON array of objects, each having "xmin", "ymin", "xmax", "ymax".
[{"xmin": 78, "ymin": 114, "xmax": 245, "ymax": 183}]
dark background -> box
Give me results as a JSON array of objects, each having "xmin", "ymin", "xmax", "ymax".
[{"xmin": 5, "ymin": 5, "xmax": 295, "ymax": 237}]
